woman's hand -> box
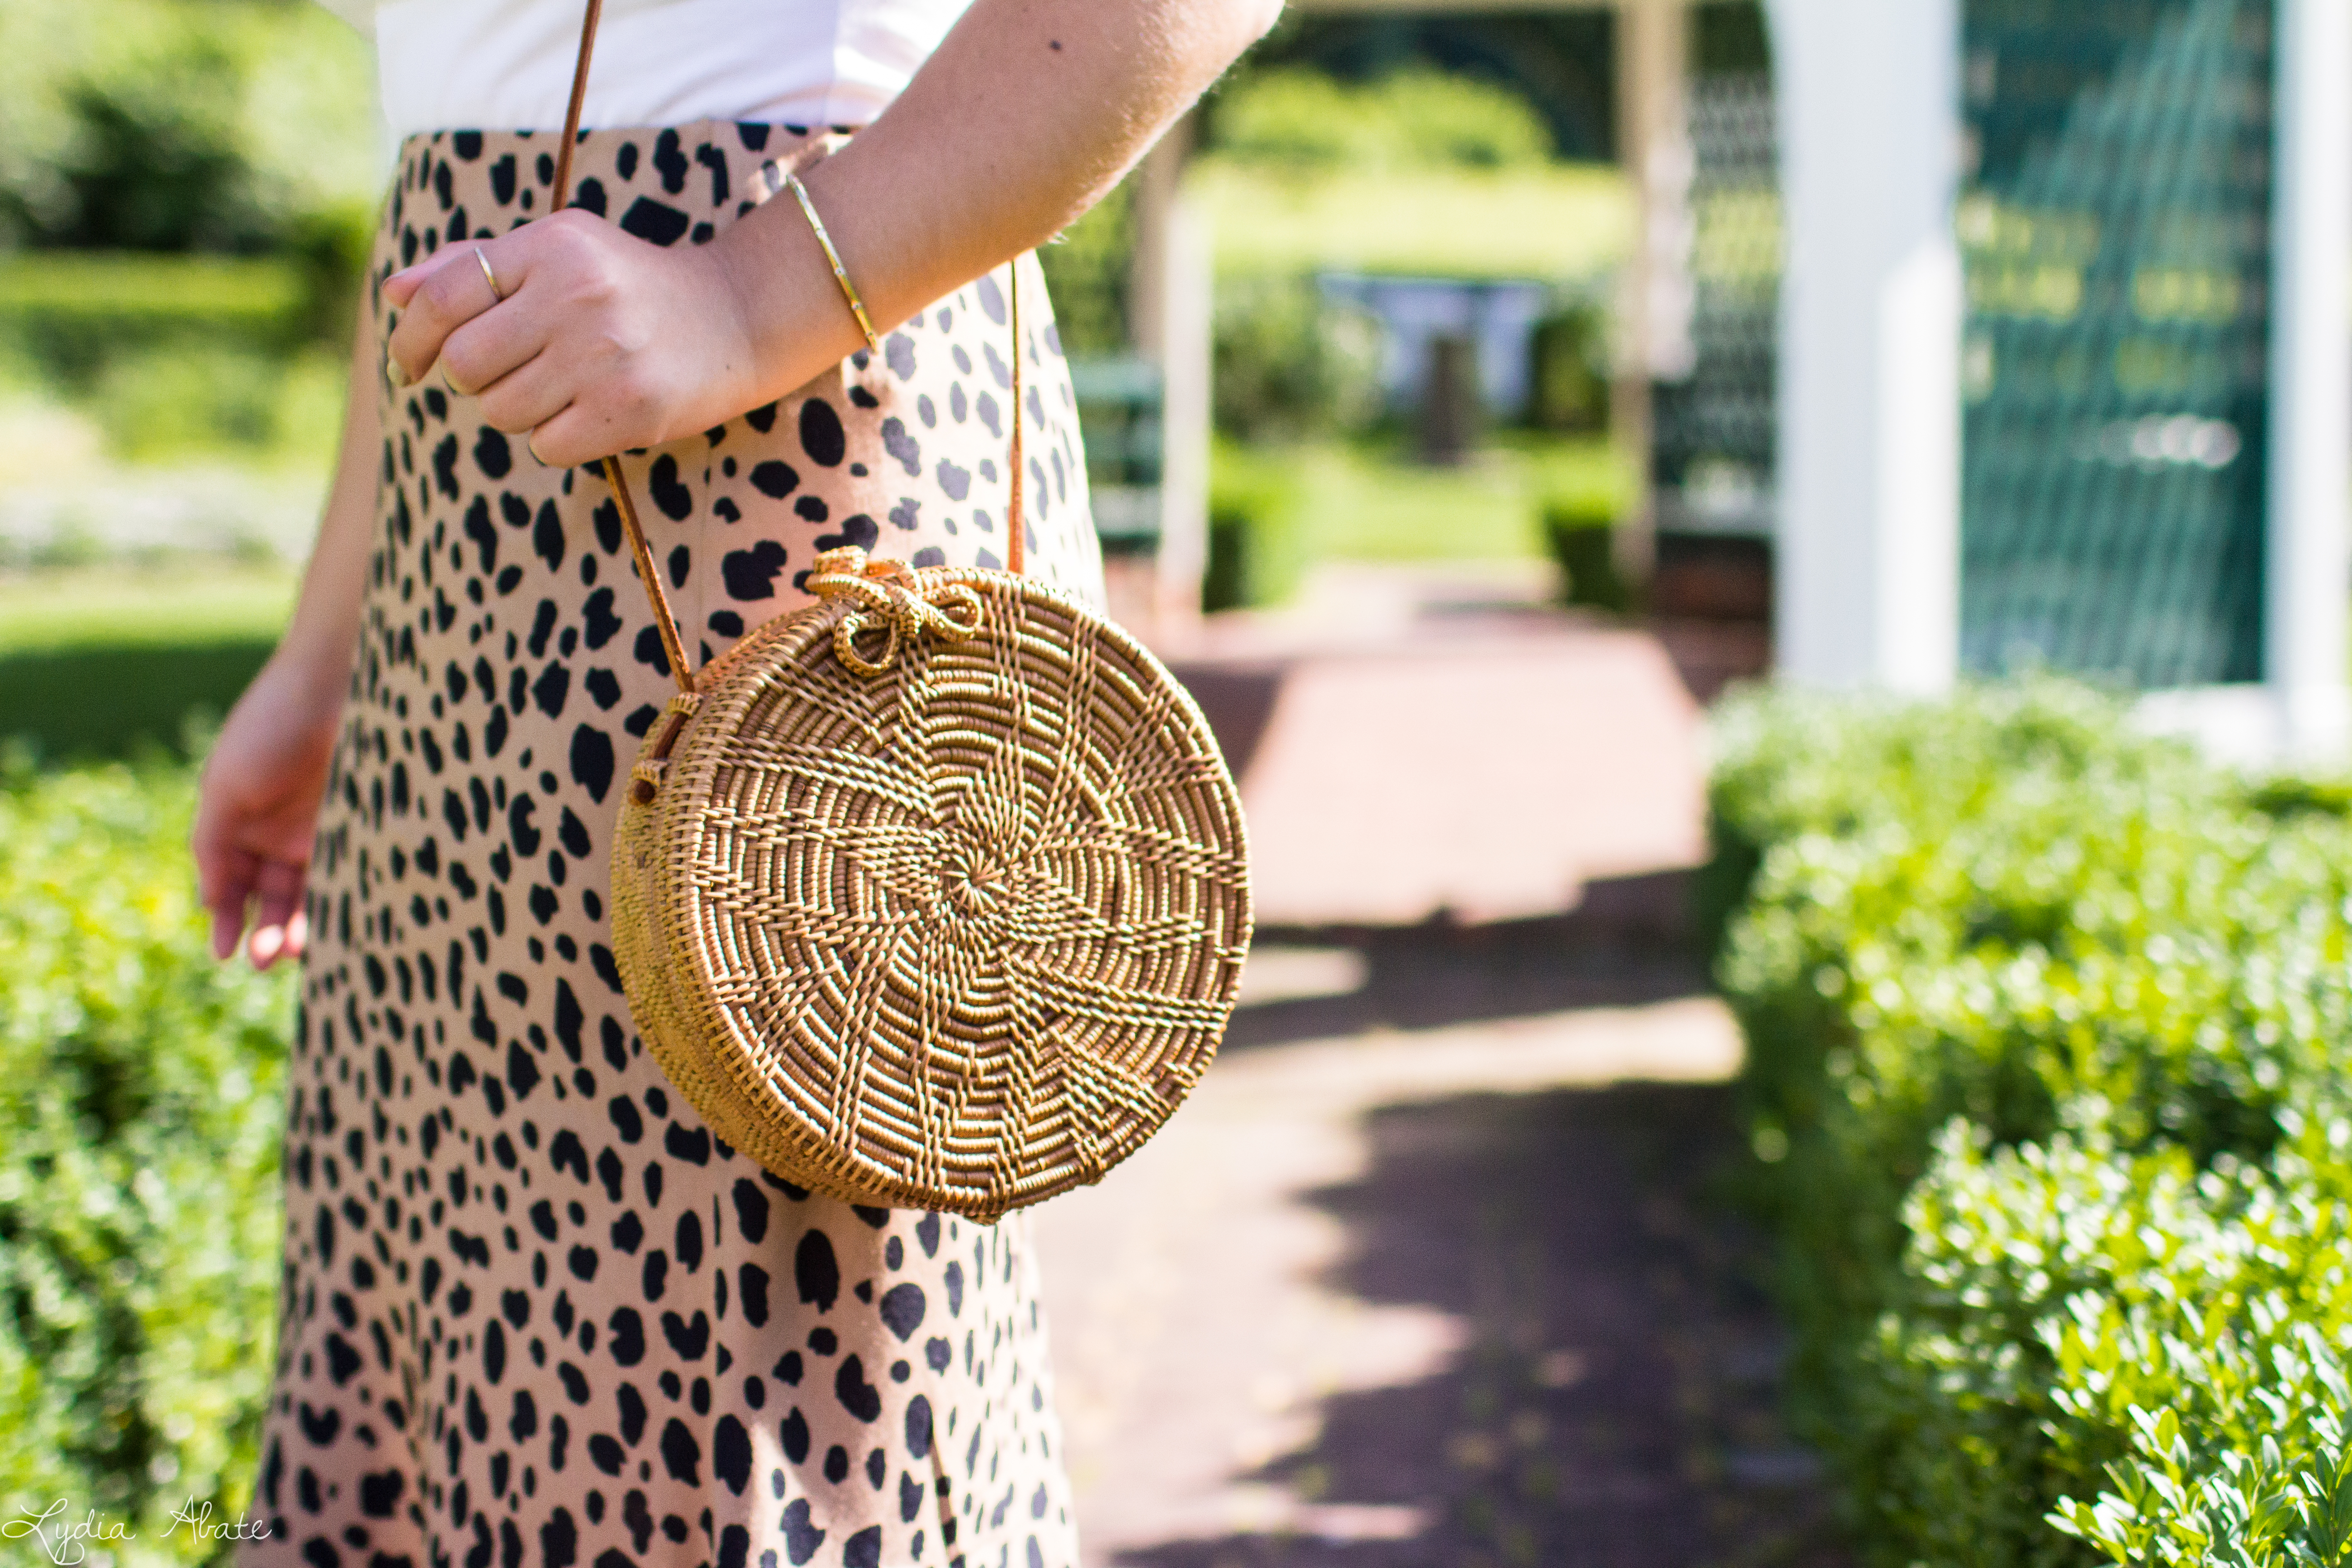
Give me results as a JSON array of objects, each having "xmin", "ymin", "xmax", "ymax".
[
  {"xmin": 192, "ymin": 653, "xmax": 347, "ymax": 970},
  {"xmin": 383, "ymin": 210, "xmax": 767, "ymax": 468}
]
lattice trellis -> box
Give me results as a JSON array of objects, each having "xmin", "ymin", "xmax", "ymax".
[
  {"xmin": 1960, "ymin": 0, "xmax": 2274, "ymax": 686},
  {"xmin": 1653, "ymin": 71, "xmax": 1783, "ymax": 536}
]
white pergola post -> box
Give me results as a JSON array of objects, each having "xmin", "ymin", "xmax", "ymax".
[
  {"xmin": 2265, "ymin": 0, "xmax": 2352, "ymax": 760},
  {"xmin": 1128, "ymin": 117, "xmax": 1213, "ymax": 640},
  {"xmin": 1765, "ymin": 0, "xmax": 1962, "ymax": 691},
  {"xmin": 1612, "ymin": 0, "xmax": 1693, "ymax": 583}
]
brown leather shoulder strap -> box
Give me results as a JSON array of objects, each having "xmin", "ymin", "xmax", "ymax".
[
  {"xmin": 551, "ymin": 0, "xmax": 604, "ymax": 212},
  {"xmin": 1008, "ymin": 264, "xmax": 1024, "ymax": 575}
]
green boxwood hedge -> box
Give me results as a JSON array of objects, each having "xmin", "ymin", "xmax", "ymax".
[
  {"xmin": 1712, "ymin": 679, "xmax": 2352, "ymax": 1567},
  {"xmin": 0, "ymin": 758, "xmax": 289, "ymax": 1563}
]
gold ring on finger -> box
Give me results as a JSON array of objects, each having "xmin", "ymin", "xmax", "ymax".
[{"xmin": 475, "ymin": 245, "xmax": 505, "ymax": 304}]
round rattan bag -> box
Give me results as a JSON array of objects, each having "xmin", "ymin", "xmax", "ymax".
[
  {"xmin": 537, "ymin": 0, "xmax": 1248, "ymax": 1218},
  {"xmin": 609, "ymin": 545, "xmax": 1253, "ymax": 1221}
]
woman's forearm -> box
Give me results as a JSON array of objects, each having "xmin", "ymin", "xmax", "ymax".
[
  {"xmin": 715, "ymin": 0, "xmax": 1279, "ymax": 402},
  {"xmin": 191, "ymin": 296, "xmax": 382, "ymax": 967},
  {"xmin": 275, "ymin": 297, "xmax": 383, "ymax": 702}
]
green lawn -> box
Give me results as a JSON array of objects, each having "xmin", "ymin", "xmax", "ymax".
[
  {"xmin": 0, "ymin": 568, "xmax": 295, "ymax": 653},
  {"xmin": 1220, "ymin": 433, "xmax": 1626, "ymax": 570},
  {"xmin": 0, "ymin": 567, "xmax": 294, "ymax": 759},
  {"xmin": 0, "ymin": 252, "xmax": 305, "ymax": 328},
  {"xmin": 1296, "ymin": 435, "xmax": 1624, "ymax": 562}
]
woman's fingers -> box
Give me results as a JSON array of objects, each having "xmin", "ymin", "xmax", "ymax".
[
  {"xmin": 201, "ymin": 853, "xmax": 258, "ymax": 960},
  {"xmin": 528, "ymin": 395, "xmax": 639, "ymax": 470},
  {"xmin": 247, "ymin": 860, "xmax": 309, "ymax": 971},
  {"xmin": 192, "ymin": 784, "xmax": 314, "ymax": 967},
  {"xmin": 196, "ymin": 848, "xmax": 309, "ymax": 967},
  {"xmin": 192, "ymin": 796, "xmax": 257, "ymax": 959},
  {"xmin": 386, "ymin": 233, "xmax": 521, "ymax": 387},
  {"xmin": 242, "ymin": 906, "xmax": 310, "ymax": 972},
  {"xmin": 474, "ymin": 351, "xmax": 578, "ymax": 439},
  {"xmin": 443, "ymin": 281, "xmax": 565, "ymax": 414}
]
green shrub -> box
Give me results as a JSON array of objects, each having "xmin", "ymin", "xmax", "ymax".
[
  {"xmin": 1880, "ymin": 1114, "xmax": 2352, "ymax": 1568},
  {"xmin": 1710, "ymin": 679, "xmax": 2352, "ymax": 1566},
  {"xmin": 0, "ymin": 643, "xmax": 281, "ymax": 760},
  {"xmin": 0, "ymin": 759, "xmax": 290, "ymax": 1560},
  {"xmin": 0, "ymin": 253, "xmax": 309, "ymax": 385},
  {"xmin": 1204, "ymin": 441, "xmax": 1307, "ymax": 610},
  {"xmin": 96, "ymin": 344, "xmax": 345, "ymax": 462},
  {"xmin": 0, "ymin": 252, "xmax": 355, "ymax": 461},
  {"xmin": 1542, "ymin": 493, "xmax": 1626, "ymax": 612},
  {"xmin": 1526, "ymin": 302, "xmax": 1609, "ymax": 432}
]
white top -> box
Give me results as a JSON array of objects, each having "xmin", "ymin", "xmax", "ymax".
[{"xmin": 315, "ymin": 0, "xmax": 976, "ymax": 138}]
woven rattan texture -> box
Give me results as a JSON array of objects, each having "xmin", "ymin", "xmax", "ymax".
[{"xmin": 613, "ymin": 560, "xmax": 1251, "ymax": 1220}]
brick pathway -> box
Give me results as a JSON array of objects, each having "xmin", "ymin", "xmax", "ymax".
[
  {"xmin": 1031, "ymin": 570, "xmax": 1820, "ymax": 1564},
  {"xmin": 1161, "ymin": 567, "xmax": 1710, "ymax": 930},
  {"xmin": 1032, "ymin": 926, "xmax": 1849, "ymax": 1568}
]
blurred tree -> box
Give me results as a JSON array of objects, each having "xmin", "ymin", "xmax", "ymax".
[
  {"xmin": 1211, "ymin": 274, "xmax": 1383, "ymax": 442},
  {"xmin": 1206, "ymin": 66, "xmax": 1558, "ymax": 172},
  {"xmin": 0, "ymin": 0, "xmax": 375, "ymax": 254},
  {"xmin": 1527, "ymin": 299, "xmax": 1610, "ymax": 432},
  {"xmin": 1038, "ymin": 179, "xmax": 1133, "ymax": 357},
  {"xmin": 1210, "ymin": 11, "xmax": 1617, "ymax": 163},
  {"xmin": 47, "ymin": 57, "xmax": 265, "ymax": 252}
]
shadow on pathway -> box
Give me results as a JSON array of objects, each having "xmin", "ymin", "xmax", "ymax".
[
  {"xmin": 1037, "ymin": 931, "xmax": 1848, "ymax": 1568},
  {"xmin": 1110, "ymin": 1084, "xmax": 1845, "ymax": 1568},
  {"xmin": 1225, "ymin": 914, "xmax": 1708, "ymax": 1051}
]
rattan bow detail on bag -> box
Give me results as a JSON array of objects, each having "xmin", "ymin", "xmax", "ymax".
[
  {"xmin": 801, "ymin": 549, "xmax": 986, "ymax": 676},
  {"xmin": 548, "ymin": 0, "xmax": 1252, "ymax": 1221}
]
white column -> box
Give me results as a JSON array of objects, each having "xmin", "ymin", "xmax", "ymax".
[
  {"xmin": 1152, "ymin": 196, "xmax": 1213, "ymax": 633},
  {"xmin": 1129, "ymin": 119, "xmax": 1211, "ymax": 637},
  {"xmin": 1765, "ymin": 0, "xmax": 1963, "ymax": 691},
  {"xmin": 1612, "ymin": 0, "xmax": 1692, "ymax": 582},
  {"xmin": 2266, "ymin": 0, "xmax": 2352, "ymax": 760}
]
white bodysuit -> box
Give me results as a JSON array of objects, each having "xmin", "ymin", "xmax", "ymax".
[{"xmin": 313, "ymin": 0, "xmax": 978, "ymax": 135}]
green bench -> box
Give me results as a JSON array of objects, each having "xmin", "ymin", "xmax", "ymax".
[{"xmin": 1068, "ymin": 354, "xmax": 1162, "ymax": 555}]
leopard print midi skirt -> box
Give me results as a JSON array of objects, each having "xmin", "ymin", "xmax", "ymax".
[{"xmin": 240, "ymin": 125, "xmax": 1098, "ymax": 1568}]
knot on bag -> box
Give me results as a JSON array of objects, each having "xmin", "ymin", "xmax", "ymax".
[{"xmin": 805, "ymin": 547, "xmax": 985, "ymax": 676}]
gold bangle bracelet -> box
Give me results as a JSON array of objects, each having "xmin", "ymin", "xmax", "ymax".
[{"xmin": 784, "ymin": 172, "xmax": 882, "ymax": 356}]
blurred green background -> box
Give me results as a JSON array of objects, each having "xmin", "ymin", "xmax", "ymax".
[
  {"xmin": 0, "ymin": 1, "xmax": 1639, "ymax": 759},
  {"xmin": 1102, "ymin": 26, "xmax": 1636, "ymax": 612},
  {"xmin": 0, "ymin": 0, "xmax": 373, "ymax": 760}
]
